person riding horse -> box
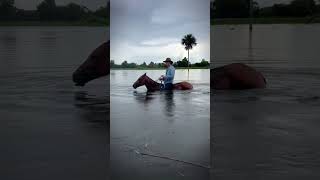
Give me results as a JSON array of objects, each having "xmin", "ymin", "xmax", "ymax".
[
  {"xmin": 72, "ymin": 42, "xmax": 266, "ymax": 90},
  {"xmin": 159, "ymin": 58, "xmax": 175, "ymax": 90}
]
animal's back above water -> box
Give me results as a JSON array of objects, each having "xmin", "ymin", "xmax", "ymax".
[
  {"xmin": 211, "ymin": 63, "xmax": 267, "ymax": 90},
  {"xmin": 174, "ymin": 82, "xmax": 193, "ymax": 90}
]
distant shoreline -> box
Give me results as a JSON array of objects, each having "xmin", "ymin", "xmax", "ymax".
[
  {"xmin": 211, "ymin": 17, "xmax": 320, "ymax": 25},
  {"xmin": 0, "ymin": 21, "xmax": 109, "ymax": 27},
  {"xmin": 2, "ymin": 17, "xmax": 320, "ymax": 26}
]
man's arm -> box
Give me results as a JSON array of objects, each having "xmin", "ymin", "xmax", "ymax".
[{"xmin": 164, "ymin": 67, "xmax": 175, "ymax": 81}]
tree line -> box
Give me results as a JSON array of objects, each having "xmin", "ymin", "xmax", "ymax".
[
  {"xmin": 0, "ymin": 0, "xmax": 109, "ymax": 22},
  {"xmin": 111, "ymin": 58, "xmax": 210, "ymax": 69},
  {"xmin": 211, "ymin": 0, "xmax": 320, "ymax": 18}
]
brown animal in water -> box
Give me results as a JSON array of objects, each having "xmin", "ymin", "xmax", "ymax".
[
  {"xmin": 73, "ymin": 41, "xmax": 110, "ymax": 86},
  {"xmin": 211, "ymin": 63, "xmax": 266, "ymax": 90},
  {"xmin": 72, "ymin": 42, "xmax": 266, "ymax": 90},
  {"xmin": 133, "ymin": 73, "xmax": 193, "ymax": 91}
]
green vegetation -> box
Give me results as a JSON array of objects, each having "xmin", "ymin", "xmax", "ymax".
[
  {"xmin": 110, "ymin": 58, "xmax": 210, "ymax": 70},
  {"xmin": 0, "ymin": 20, "xmax": 109, "ymax": 26},
  {"xmin": 211, "ymin": 0, "xmax": 320, "ymax": 24},
  {"xmin": 0, "ymin": 0, "xmax": 109, "ymax": 26}
]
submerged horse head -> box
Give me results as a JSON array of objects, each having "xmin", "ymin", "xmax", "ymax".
[
  {"xmin": 133, "ymin": 73, "xmax": 147, "ymax": 89},
  {"xmin": 72, "ymin": 41, "xmax": 110, "ymax": 86}
]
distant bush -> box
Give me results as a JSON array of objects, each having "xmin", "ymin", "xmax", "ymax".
[
  {"xmin": 211, "ymin": 0, "xmax": 320, "ymax": 18},
  {"xmin": 0, "ymin": 0, "xmax": 109, "ymax": 24},
  {"xmin": 111, "ymin": 58, "xmax": 210, "ymax": 69},
  {"xmin": 0, "ymin": 0, "xmax": 16, "ymax": 20}
]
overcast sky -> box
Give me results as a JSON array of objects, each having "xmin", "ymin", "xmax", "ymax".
[
  {"xmin": 111, "ymin": 0, "xmax": 210, "ymax": 64},
  {"xmin": 14, "ymin": 0, "xmax": 108, "ymax": 10}
]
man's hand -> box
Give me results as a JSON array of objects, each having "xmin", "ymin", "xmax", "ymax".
[{"xmin": 159, "ymin": 75, "xmax": 165, "ymax": 81}]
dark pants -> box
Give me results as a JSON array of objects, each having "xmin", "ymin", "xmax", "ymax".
[{"xmin": 161, "ymin": 83, "xmax": 173, "ymax": 90}]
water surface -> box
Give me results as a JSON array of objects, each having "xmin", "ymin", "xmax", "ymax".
[
  {"xmin": 211, "ymin": 24, "xmax": 320, "ymax": 179},
  {"xmin": 110, "ymin": 69, "xmax": 210, "ymax": 179},
  {"xmin": 0, "ymin": 27, "xmax": 109, "ymax": 180}
]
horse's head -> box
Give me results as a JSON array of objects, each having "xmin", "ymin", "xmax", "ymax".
[
  {"xmin": 133, "ymin": 73, "xmax": 147, "ymax": 89},
  {"xmin": 72, "ymin": 42, "xmax": 110, "ymax": 86}
]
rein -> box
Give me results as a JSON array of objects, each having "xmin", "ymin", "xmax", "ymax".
[{"xmin": 159, "ymin": 80, "xmax": 164, "ymax": 89}]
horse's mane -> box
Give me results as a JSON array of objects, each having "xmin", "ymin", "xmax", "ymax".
[{"xmin": 144, "ymin": 75, "xmax": 160, "ymax": 91}]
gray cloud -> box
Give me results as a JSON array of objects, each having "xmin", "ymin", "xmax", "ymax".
[{"xmin": 111, "ymin": 0, "xmax": 210, "ymax": 64}]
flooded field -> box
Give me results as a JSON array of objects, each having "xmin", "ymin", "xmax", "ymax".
[
  {"xmin": 0, "ymin": 27, "xmax": 109, "ymax": 180},
  {"xmin": 211, "ymin": 24, "xmax": 320, "ymax": 179},
  {"xmin": 110, "ymin": 69, "xmax": 210, "ymax": 179}
]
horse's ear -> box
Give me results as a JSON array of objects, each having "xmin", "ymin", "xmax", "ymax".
[{"xmin": 143, "ymin": 73, "xmax": 146, "ymax": 76}]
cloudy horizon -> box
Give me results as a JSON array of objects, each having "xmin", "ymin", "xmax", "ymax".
[
  {"xmin": 14, "ymin": 0, "xmax": 292, "ymax": 11},
  {"xmin": 111, "ymin": 0, "xmax": 210, "ymax": 65}
]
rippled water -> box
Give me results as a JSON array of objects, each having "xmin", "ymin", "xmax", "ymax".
[
  {"xmin": 211, "ymin": 24, "xmax": 320, "ymax": 179},
  {"xmin": 0, "ymin": 27, "xmax": 109, "ymax": 180},
  {"xmin": 110, "ymin": 69, "xmax": 210, "ymax": 179},
  {"xmin": 2, "ymin": 24, "xmax": 320, "ymax": 179}
]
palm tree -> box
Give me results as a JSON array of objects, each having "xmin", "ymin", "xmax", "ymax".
[{"xmin": 181, "ymin": 34, "xmax": 197, "ymax": 75}]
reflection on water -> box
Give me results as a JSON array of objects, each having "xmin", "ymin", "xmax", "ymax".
[
  {"xmin": 74, "ymin": 91, "xmax": 109, "ymax": 126},
  {"xmin": 133, "ymin": 91, "xmax": 176, "ymax": 117},
  {"xmin": 161, "ymin": 91, "xmax": 175, "ymax": 117},
  {"xmin": 212, "ymin": 24, "xmax": 320, "ymax": 179},
  {"xmin": 133, "ymin": 91, "xmax": 156, "ymax": 105},
  {"xmin": 111, "ymin": 70, "xmax": 210, "ymax": 179}
]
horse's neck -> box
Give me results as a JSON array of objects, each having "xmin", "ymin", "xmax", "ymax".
[{"xmin": 144, "ymin": 76, "xmax": 160, "ymax": 91}]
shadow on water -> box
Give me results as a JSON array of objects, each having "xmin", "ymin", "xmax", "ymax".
[{"xmin": 133, "ymin": 91, "xmax": 156, "ymax": 104}]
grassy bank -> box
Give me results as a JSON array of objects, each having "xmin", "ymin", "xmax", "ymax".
[{"xmin": 211, "ymin": 17, "xmax": 320, "ymax": 25}]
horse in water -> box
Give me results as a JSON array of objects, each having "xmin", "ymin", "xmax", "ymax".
[
  {"xmin": 132, "ymin": 73, "xmax": 193, "ymax": 91},
  {"xmin": 72, "ymin": 41, "xmax": 266, "ymax": 90}
]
